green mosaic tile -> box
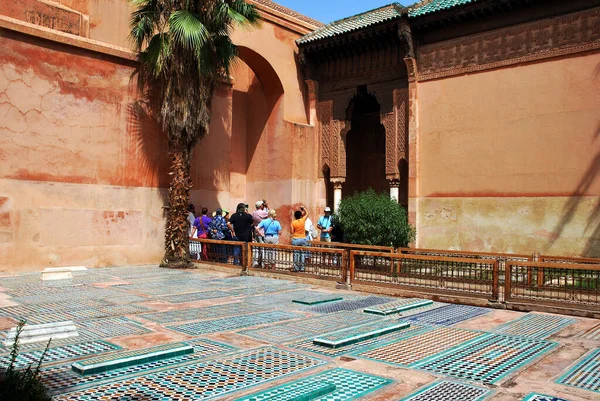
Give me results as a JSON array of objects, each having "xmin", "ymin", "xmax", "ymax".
[
  {"xmin": 556, "ymin": 348, "xmax": 600, "ymax": 393},
  {"xmin": 492, "ymin": 313, "xmax": 575, "ymax": 339},
  {"xmin": 139, "ymin": 302, "xmax": 272, "ymax": 324},
  {"xmin": 292, "ymin": 294, "xmax": 343, "ymax": 305},
  {"xmin": 313, "ymin": 320, "xmax": 410, "ymax": 348},
  {"xmin": 71, "ymin": 342, "xmax": 193, "ymax": 375},
  {"xmin": 235, "ymin": 368, "xmax": 392, "ymax": 401},
  {"xmin": 166, "ymin": 311, "xmax": 303, "ymax": 335},
  {"xmin": 364, "ymin": 298, "xmax": 433, "ymax": 315},
  {"xmin": 521, "ymin": 393, "xmax": 570, "ymax": 401},
  {"xmin": 399, "ymin": 380, "xmax": 492, "ymax": 401}
]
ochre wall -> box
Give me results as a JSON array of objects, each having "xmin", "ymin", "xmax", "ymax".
[{"xmin": 417, "ymin": 52, "xmax": 600, "ymax": 256}]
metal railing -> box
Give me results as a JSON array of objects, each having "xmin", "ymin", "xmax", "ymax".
[
  {"xmin": 506, "ymin": 261, "xmax": 600, "ymax": 310},
  {"xmin": 248, "ymin": 242, "xmax": 346, "ymax": 281},
  {"xmin": 189, "ymin": 238, "xmax": 246, "ymax": 268},
  {"xmin": 349, "ymin": 251, "xmax": 499, "ymax": 300}
]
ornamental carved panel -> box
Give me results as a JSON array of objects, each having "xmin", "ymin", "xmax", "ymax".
[
  {"xmin": 317, "ymin": 101, "xmax": 333, "ymax": 172},
  {"xmin": 382, "ymin": 88, "xmax": 408, "ymax": 180},
  {"xmin": 395, "ymin": 88, "xmax": 408, "ymax": 162},
  {"xmin": 417, "ymin": 8, "xmax": 600, "ymax": 81}
]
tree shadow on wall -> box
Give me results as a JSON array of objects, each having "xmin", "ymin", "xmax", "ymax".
[{"xmin": 550, "ymin": 135, "xmax": 600, "ymax": 258}]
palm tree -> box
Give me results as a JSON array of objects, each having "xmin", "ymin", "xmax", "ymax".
[{"xmin": 129, "ymin": 0, "xmax": 260, "ymax": 268}]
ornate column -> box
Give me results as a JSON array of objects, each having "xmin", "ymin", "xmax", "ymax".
[
  {"xmin": 332, "ymin": 179, "xmax": 344, "ymax": 212},
  {"xmin": 389, "ymin": 179, "xmax": 400, "ymax": 201}
]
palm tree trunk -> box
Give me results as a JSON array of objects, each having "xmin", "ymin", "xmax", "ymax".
[{"xmin": 161, "ymin": 140, "xmax": 193, "ymax": 268}]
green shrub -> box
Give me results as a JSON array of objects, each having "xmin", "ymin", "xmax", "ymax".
[
  {"xmin": 336, "ymin": 189, "xmax": 416, "ymax": 248},
  {"xmin": 0, "ymin": 321, "xmax": 52, "ymax": 401}
]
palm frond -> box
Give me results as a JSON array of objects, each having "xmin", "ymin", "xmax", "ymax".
[
  {"xmin": 169, "ymin": 10, "xmax": 209, "ymax": 50},
  {"xmin": 228, "ymin": 0, "xmax": 261, "ymax": 27}
]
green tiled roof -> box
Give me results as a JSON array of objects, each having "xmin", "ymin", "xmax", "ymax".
[
  {"xmin": 298, "ymin": 0, "xmax": 483, "ymax": 45},
  {"xmin": 408, "ymin": 0, "xmax": 479, "ymax": 17},
  {"xmin": 297, "ymin": 3, "xmax": 404, "ymax": 44}
]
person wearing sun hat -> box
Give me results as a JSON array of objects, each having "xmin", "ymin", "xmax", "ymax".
[{"xmin": 258, "ymin": 209, "xmax": 282, "ymax": 269}]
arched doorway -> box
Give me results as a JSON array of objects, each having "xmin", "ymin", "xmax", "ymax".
[{"xmin": 344, "ymin": 88, "xmax": 387, "ymax": 197}]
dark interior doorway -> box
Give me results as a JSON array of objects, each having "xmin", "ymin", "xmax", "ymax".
[{"xmin": 344, "ymin": 87, "xmax": 387, "ymax": 197}]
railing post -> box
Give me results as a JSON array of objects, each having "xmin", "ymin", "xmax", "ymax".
[
  {"xmin": 244, "ymin": 242, "xmax": 250, "ymax": 273},
  {"xmin": 341, "ymin": 251, "xmax": 347, "ymax": 283},
  {"xmin": 349, "ymin": 250, "xmax": 355, "ymax": 284},
  {"xmin": 505, "ymin": 262, "xmax": 512, "ymax": 303},
  {"xmin": 492, "ymin": 260, "xmax": 499, "ymax": 301}
]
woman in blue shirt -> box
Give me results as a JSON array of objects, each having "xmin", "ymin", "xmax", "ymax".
[{"xmin": 258, "ymin": 210, "xmax": 282, "ymax": 269}]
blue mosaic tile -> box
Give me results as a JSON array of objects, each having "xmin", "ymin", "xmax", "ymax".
[
  {"xmin": 139, "ymin": 302, "xmax": 271, "ymax": 323},
  {"xmin": 309, "ymin": 296, "xmax": 396, "ymax": 313},
  {"xmin": 12, "ymin": 288, "xmax": 133, "ymax": 305},
  {"xmin": 398, "ymin": 301, "xmax": 447, "ymax": 317},
  {"xmin": 238, "ymin": 311, "xmax": 381, "ymax": 343},
  {"xmin": 246, "ymin": 290, "xmax": 352, "ymax": 310},
  {"xmin": 235, "ymin": 368, "xmax": 392, "ymax": 401},
  {"xmin": 292, "ymin": 293, "xmax": 343, "ymax": 305},
  {"xmin": 53, "ymin": 347, "xmax": 325, "ymax": 400},
  {"xmin": 556, "ymin": 348, "xmax": 600, "ymax": 393},
  {"xmin": 405, "ymin": 304, "xmax": 491, "ymax": 326},
  {"xmin": 27, "ymin": 305, "xmax": 151, "ymax": 325},
  {"xmin": 521, "ymin": 393, "xmax": 570, "ymax": 401},
  {"xmin": 399, "ymin": 380, "xmax": 492, "ymax": 401},
  {"xmin": 157, "ymin": 290, "xmax": 235, "ymax": 303},
  {"xmin": 167, "ymin": 311, "xmax": 303, "ymax": 335},
  {"xmin": 493, "ymin": 313, "xmax": 575, "ymax": 339},
  {"xmin": 364, "ymin": 298, "xmax": 433, "ymax": 315},
  {"xmin": 291, "ymin": 324, "xmax": 431, "ymax": 357},
  {"xmin": 76, "ymin": 317, "xmax": 153, "ymax": 339},
  {"xmin": 578, "ymin": 323, "xmax": 600, "ymax": 341},
  {"xmin": 41, "ymin": 339, "xmax": 238, "ymax": 394},
  {"xmin": 0, "ymin": 300, "xmax": 109, "ymax": 318},
  {"xmin": 413, "ymin": 333, "xmax": 557, "ymax": 384},
  {"xmin": 0, "ymin": 340, "xmax": 121, "ymax": 369}
]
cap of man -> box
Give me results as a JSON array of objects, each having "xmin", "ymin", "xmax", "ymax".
[
  {"xmin": 324, "ymin": 207, "xmax": 331, "ymax": 213},
  {"xmin": 255, "ymin": 200, "xmax": 264, "ymax": 209}
]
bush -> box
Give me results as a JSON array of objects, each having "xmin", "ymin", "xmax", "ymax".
[
  {"xmin": 336, "ymin": 189, "xmax": 416, "ymax": 248},
  {"xmin": 0, "ymin": 321, "xmax": 52, "ymax": 401}
]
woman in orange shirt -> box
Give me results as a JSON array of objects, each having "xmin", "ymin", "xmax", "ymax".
[{"xmin": 290, "ymin": 206, "xmax": 308, "ymax": 271}]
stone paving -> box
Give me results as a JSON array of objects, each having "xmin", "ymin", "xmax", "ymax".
[{"xmin": 0, "ymin": 265, "xmax": 598, "ymax": 400}]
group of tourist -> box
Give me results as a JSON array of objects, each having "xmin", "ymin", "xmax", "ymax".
[{"xmin": 187, "ymin": 200, "xmax": 335, "ymax": 270}]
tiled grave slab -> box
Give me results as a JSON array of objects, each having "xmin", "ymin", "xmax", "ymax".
[
  {"xmin": 309, "ymin": 296, "xmax": 395, "ymax": 313},
  {"xmin": 405, "ymin": 304, "xmax": 490, "ymax": 326},
  {"xmin": 399, "ymin": 380, "xmax": 491, "ymax": 401},
  {"xmin": 72, "ymin": 342, "xmax": 193, "ymax": 375},
  {"xmin": 357, "ymin": 326, "xmax": 483, "ymax": 366},
  {"xmin": 556, "ymin": 348, "xmax": 600, "ymax": 393},
  {"xmin": 102, "ymin": 294, "xmax": 148, "ymax": 304},
  {"xmin": 41, "ymin": 339, "xmax": 237, "ymax": 394},
  {"xmin": 413, "ymin": 333, "xmax": 557, "ymax": 384},
  {"xmin": 12, "ymin": 288, "xmax": 132, "ymax": 305},
  {"xmin": 2, "ymin": 321, "xmax": 78, "ymax": 346},
  {"xmin": 238, "ymin": 311, "xmax": 381, "ymax": 343},
  {"xmin": 246, "ymin": 290, "xmax": 359, "ymax": 310},
  {"xmin": 53, "ymin": 347, "xmax": 324, "ymax": 400},
  {"xmin": 492, "ymin": 313, "xmax": 575, "ymax": 339},
  {"xmin": 139, "ymin": 302, "xmax": 271, "ymax": 324},
  {"xmin": 398, "ymin": 301, "xmax": 447, "ymax": 317},
  {"xmin": 577, "ymin": 323, "xmax": 600, "ymax": 341},
  {"xmin": 291, "ymin": 324, "xmax": 430, "ymax": 357},
  {"xmin": 313, "ymin": 320, "xmax": 410, "ymax": 348},
  {"xmin": 292, "ymin": 293, "xmax": 343, "ymax": 305},
  {"xmin": 157, "ymin": 290, "xmax": 234, "ymax": 303},
  {"xmin": 364, "ymin": 298, "xmax": 433, "ymax": 315},
  {"xmin": 0, "ymin": 299, "xmax": 108, "ymax": 318},
  {"xmin": 27, "ymin": 305, "xmax": 150, "ymax": 325},
  {"xmin": 167, "ymin": 311, "xmax": 303, "ymax": 335},
  {"xmin": 76, "ymin": 317, "xmax": 153, "ymax": 339},
  {"xmin": 235, "ymin": 368, "xmax": 392, "ymax": 401},
  {"xmin": 522, "ymin": 393, "xmax": 570, "ymax": 401},
  {"xmin": 0, "ymin": 340, "xmax": 121, "ymax": 369}
]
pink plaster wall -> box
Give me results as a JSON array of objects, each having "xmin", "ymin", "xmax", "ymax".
[{"xmin": 417, "ymin": 52, "xmax": 600, "ymax": 256}]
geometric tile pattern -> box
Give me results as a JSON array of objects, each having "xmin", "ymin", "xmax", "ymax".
[
  {"xmin": 238, "ymin": 311, "xmax": 381, "ymax": 343},
  {"xmin": 313, "ymin": 320, "xmax": 409, "ymax": 348},
  {"xmin": 413, "ymin": 333, "xmax": 557, "ymax": 384},
  {"xmin": 0, "ymin": 300, "xmax": 108, "ymax": 318},
  {"xmin": 291, "ymin": 324, "xmax": 430, "ymax": 358},
  {"xmin": 76, "ymin": 317, "xmax": 153, "ymax": 339},
  {"xmin": 492, "ymin": 313, "xmax": 575, "ymax": 339},
  {"xmin": 156, "ymin": 290, "xmax": 233, "ymax": 303},
  {"xmin": 27, "ymin": 305, "xmax": 151, "ymax": 325},
  {"xmin": 53, "ymin": 347, "xmax": 325, "ymax": 400},
  {"xmin": 357, "ymin": 327, "xmax": 483, "ymax": 366},
  {"xmin": 234, "ymin": 368, "xmax": 393, "ymax": 401},
  {"xmin": 139, "ymin": 303, "xmax": 272, "ymax": 324},
  {"xmin": 41, "ymin": 339, "xmax": 238, "ymax": 394},
  {"xmin": 291, "ymin": 293, "xmax": 343, "ymax": 305},
  {"xmin": 0, "ymin": 340, "xmax": 121, "ymax": 369},
  {"xmin": 398, "ymin": 301, "xmax": 447, "ymax": 317},
  {"xmin": 166, "ymin": 311, "xmax": 303, "ymax": 335},
  {"xmin": 363, "ymin": 298, "xmax": 433, "ymax": 315},
  {"xmin": 521, "ymin": 393, "xmax": 570, "ymax": 401},
  {"xmin": 309, "ymin": 296, "xmax": 395, "ymax": 313},
  {"xmin": 577, "ymin": 323, "xmax": 600, "ymax": 341},
  {"xmin": 556, "ymin": 348, "xmax": 600, "ymax": 393},
  {"xmin": 399, "ymin": 380, "xmax": 492, "ymax": 401},
  {"xmin": 405, "ymin": 304, "xmax": 491, "ymax": 326},
  {"xmin": 246, "ymin": 290, "xmax": 351, "ymax": 310}
]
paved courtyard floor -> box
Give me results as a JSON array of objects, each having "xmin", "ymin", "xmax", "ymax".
[{"xmin": 0, "ymin": 265, "xmax": 598, "ymax": 400}]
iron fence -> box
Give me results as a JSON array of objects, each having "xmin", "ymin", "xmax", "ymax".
[
  {"xmin": 350, "ymin": 251, "xmax": 499, "ymax": 300},
  {"xmin": 248, "ymin": 243, "xmax": 346, "ymax": 281},
  {"xmin": 190, "ymin": 238, "xmax": 246, "ymax": 268},
  {"xmin": 506, "ymin": 261, "xmax": 600, "ymax": 310}
]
